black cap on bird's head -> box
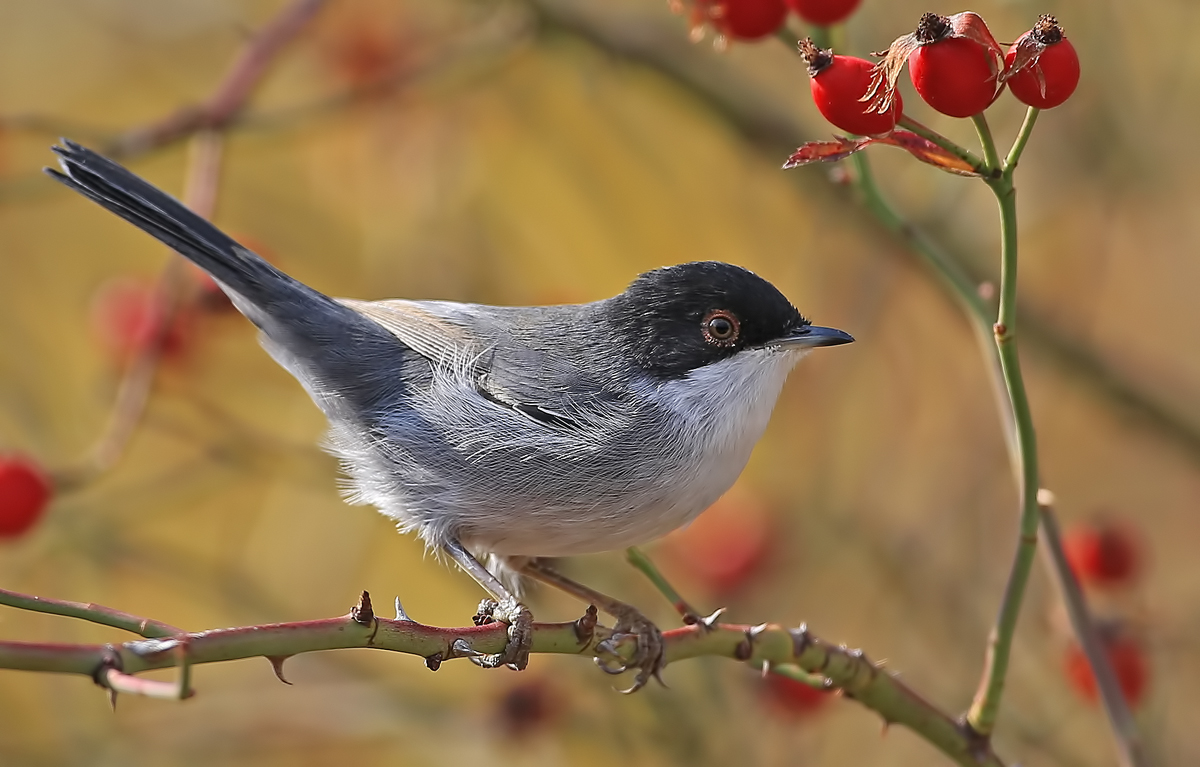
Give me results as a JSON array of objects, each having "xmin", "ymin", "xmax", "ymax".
[{"xmin": 606, "ymin": 261, "xmax": 853, "ymax": 380}]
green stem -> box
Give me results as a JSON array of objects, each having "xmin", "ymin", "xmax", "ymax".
[
  {"xmin": 0, "ymin": 587, "xmax": 181, "ymax": 639},
  {"xmin": 970, "ymin": 113, "xmax": 1003, "ymax": 173},
  {"xmin": 1003, "ymin": 107, "xmax": 1040, "ymax": 176},
  {"xmin": 625, "ymin": 547, "xmax": 706, "ymax": 624},
  {"xmin": 898, "ymin": 115, "xmax": 985, "ymax": 173},
  {"xmin": 965, "ymin": 114, "xmax": 1040, "ymax": 737},
  {"xmin": 849, "ymin": 153, "xmax": 989, "ymax": 323}
]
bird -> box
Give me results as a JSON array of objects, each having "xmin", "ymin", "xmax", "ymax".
[{"xmin": 46, "ymin": 139, "xmax": 853, "ymax": 690}]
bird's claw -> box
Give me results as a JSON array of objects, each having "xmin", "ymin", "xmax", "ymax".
[
  {"xmin": 471, "ymin": 597, "xmax": 532, "ymax": 671},
  {"xmin": 593, "ymin": 606, "xmax": 665, "ymax": 693}
]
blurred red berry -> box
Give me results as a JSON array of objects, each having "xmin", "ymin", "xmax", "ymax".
[
  {"xmin": 494, "ymin": 678, "xmax": 560, "ymax": 740},
  {"xmin": 717, "ymin": 0, "xmax": 789, "ymax": 41},
  {"xmin": 675, "ymin": 0, "xmax": 788, "ymax": 44},
  {"xmin": 1064, "ymin": 634, "xmax": 1149, "ymax": 708},
  {"xmin": 800, "ymin": 39, "xmax": 901, "ymax": 136},
  {"xmin": 662, "ymin": 486, "xmax": 772, "ymax": 596},
  {"xmin": 1062, "ymin": 519, "xmax": 1141, "ymax": 588},
  {"xmin": 762, "ymin": 671, "xmax": 832, "ymax": 715},
  {"xmin": 92, "ymin": 277, "xmax": 194, "ymax": 363},
  {"xmin": 0, "ymin": 456, "xmax": 52, "ymax": 538},
  {"xmin": 1004, "ymin": 16, "xmax": 1079, "ymax": 110},
  {"xmin": 319, "ymin": 18, "xmax": 406, "ymax": 88},
  {"xmin": 785, "ymin": 0, "xmax": 860, "ymax": 27}
]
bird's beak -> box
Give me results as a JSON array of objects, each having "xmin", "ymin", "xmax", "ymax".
[{"xmin": 767, "ymin": 324, "xmax": 855, "ymax": 349}]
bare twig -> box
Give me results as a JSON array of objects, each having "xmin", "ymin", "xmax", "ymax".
[
  {"xmin": 0, "ymin": 587, "xmax": 181, "ymax": 638},
  {"xmin": 108, "ymin": 0, "xmax": 329, "ymax": 157},
  {"xmin": 1037, "ymin": 491, "xmax": 1148, "ymax": 767}
]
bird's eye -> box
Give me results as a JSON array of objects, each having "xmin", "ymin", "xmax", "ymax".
[{"xmin": 702, "ymin": 310, "xmax": 740, "ymax": 346}]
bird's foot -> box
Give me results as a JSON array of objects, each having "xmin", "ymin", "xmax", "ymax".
[
  {"xmin": 472, "ymin": 597, "xmax": 533, "ymax": 671},
  {"xmin": 594, "ymin": 604, "xmax": 665, "ymax": 693}
]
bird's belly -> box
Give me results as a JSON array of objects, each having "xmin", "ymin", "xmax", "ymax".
[{"xmin": 458, "ymin": 448, "xmax": 750, "ymax": 557}]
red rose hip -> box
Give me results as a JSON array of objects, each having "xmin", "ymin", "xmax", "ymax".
[
  {"xmin": 800, "ymin": 39, "xmax": 902, "ymax": 136},
  {"xmin": 0, "ymin": 456, "xmax": 52, "ymax": 538},
  {"xmin": 908, "ymin": 13, "xmax": 1000, "ymax": 118},
  {"xmin": 785, "ymin": 0, "xmax": 861, "ymax": 27},
  {"xmin": 1005, "ymin": 16, "xmax": 1080, "ymax": 109}
]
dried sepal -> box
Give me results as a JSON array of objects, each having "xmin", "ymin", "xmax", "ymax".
[
  {"xmin": 669, "ymin": 0, "xmax": 723, "ymax": 48},
  {"xmin": 999, "ymin": 14, "xmax": 1066, "ymax": 97},
  {"xmin": 783, "ymin": 131, "xmax": 981, "ymax": 177},
  {"xmin": 797, "ymin": 37, "xmax": 833, "ymax": 77},
  {"xmin": 783, "ymin": 136, "xmax": 872, "ymax": 169},
  {"xmin": 885, "ymin": 131, "xmax": 981, "ymax": 176},
  {"xmin": 865, "ymin": 11, "xmax": 1004, "ymax": 114}
]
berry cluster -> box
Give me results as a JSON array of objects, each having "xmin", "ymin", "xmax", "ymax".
[
  {"xmin": 801, "ymin": 13, "xmax": 1079, "ymax": 138},
  {"xmin": 671, "ymin": 0, "xmax": 861, "ymax": 48}
]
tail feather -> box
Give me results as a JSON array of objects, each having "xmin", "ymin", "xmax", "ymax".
[
  {"xmin": 45, "ymin": 139, "xmax": 308, "ymax": 311},
  {"xmin": 46, "ymin": 140, "xmax": 416, "ymax": 420}
]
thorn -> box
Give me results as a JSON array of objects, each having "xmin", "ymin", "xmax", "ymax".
[
  {"xmin": 452, "ymin": 639, "xmax": 482, "ymax": 659},
  {"xmin": 698, "ymin": 607, "xmax": 726, "ymax": 629},
  {"xmin": 108, "ymin": 687, "xmax": 118, "ymax": 711},
  {"xmin": 748, "ymin": 623, "xmax": 769, "ymax": 638},
  {"xmin": 788, "ymin": 623, "xmax": 812, "ymax": 659},
  {"xmin": 350, "ymin": 590, "xmax": 374, "ymax": 625},
  {"xmin": 425, "ymin": 652, "xmax": 443, "ymax": 672},
  {"xmin": 760, "ymin": 660, "xmax": 771, "ymax": 678},
  {"xmin": 266, "ymin": 655, "xmax": 293, "ymax": 685},
  {"xmin": 574, "ymin": 605, "xmax": 598, "ymax": 644},
  {"xmin": 393, "ymin": 596, "xmax": 411, "ymax": 622}
]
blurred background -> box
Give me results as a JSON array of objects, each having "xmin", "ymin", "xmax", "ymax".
[{"xmin": 0, "ymin": 0, "xmax": 1196, "ymax": 764}]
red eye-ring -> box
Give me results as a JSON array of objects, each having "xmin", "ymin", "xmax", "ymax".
[{"xmin": 702, "ymin": 309, "xmax": 740, "ymax": 346}]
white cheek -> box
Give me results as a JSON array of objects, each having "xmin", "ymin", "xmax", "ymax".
[{"xmin": 661, "ymin": 348, "xmax": 804, "ymax": 457}]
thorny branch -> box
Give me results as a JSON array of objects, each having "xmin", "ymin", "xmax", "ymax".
[{"xmin": 0, "ymin": 588, "xmax": 1005, "ymax": 767}]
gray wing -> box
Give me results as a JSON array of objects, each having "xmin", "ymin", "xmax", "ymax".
[{"xmin": 338, "ymin": 298, "xmax": 639, "ymax": 432}]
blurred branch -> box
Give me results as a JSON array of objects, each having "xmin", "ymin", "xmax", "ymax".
[
  {"xmin": 107, "ymin": 0, "xmax": 328, "ymax": 157},
  {"xmin": 48, "ymin": 0, "xmax": 328, "ymax": 491},
  {"xmin": 52, "ymin": 132, "xmax": 225, "ymax": 491},
  {"xmin": 0, "ymin": 589, "xmax": 1005, "ymax": 767},
  {"xmin": 1037, "ymin": 492, "xmax": 1148, "ymax": 767}
]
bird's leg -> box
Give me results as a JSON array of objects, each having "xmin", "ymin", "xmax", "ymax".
[
  {"xmin": 442, "ymin": 540, "xmax": 532, "ymax": 671},
  {"xmin": 520, "ymin": 558, "xmax": 665, "ymax": 693}
]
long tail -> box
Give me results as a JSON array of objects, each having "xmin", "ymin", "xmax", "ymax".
[
  {"xmin": 46, "ymin": 140, "xmax": 412, "ymax": 415},
  {"xmin": 45, "ymin": 139, "xmax": 325, "ymax": 316}
]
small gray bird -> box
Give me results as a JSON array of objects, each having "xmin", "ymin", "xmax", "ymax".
[{"xmin": 47, "ymin": 140, "xmax": 852, "ymax": 690}]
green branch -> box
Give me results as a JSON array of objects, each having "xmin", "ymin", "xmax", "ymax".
[{"xmin": 964, "ymin": 113, "xmax": 1040, "ymax": 737}]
